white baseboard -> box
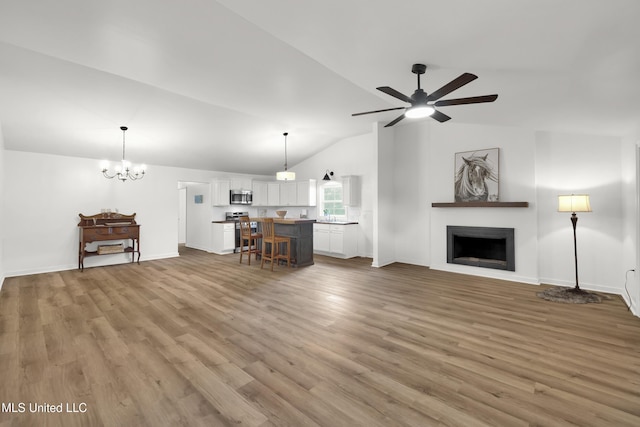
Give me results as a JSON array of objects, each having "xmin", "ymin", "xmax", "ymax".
[
  {"xmin": 538, "ymin": 276, "xmax": 623, "ymax": 296},
  {"xmin": 430, "ymin": 262, "xmax": 540, "ymax": 285},
  {"xmin": 3, "ymin": 252, "xmax": 180, "ymax": 278}
]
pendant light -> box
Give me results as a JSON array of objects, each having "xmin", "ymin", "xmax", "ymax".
[
  {"xmin": 276, "ymin": 132, "xmax": 295, "ymax": 181},
  {"xmin": 101, "ymin": 126, "xmax": 146, "ymax": 181}
]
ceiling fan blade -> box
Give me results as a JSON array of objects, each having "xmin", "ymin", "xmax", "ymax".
[
  {"xmin": 434, "ymin": 94, "xmax": 498, "ymax": 107},
  {"xmin": 430, "ymin": 109, "xmax": 451, "ymax": 123},
  {"xmin": 384, "ymin": 113, "xmax": 406, "ymax": 127},
  {"xmin": 426, "ymin": 73, "xmax": 478, "ymax": 102},
  {"xmin": 377, "ymin": 86, "xmax": 413, "ymax": 104},
  {"xmin": 351, "ymin": 106, "xmax": 406, "ymax": 117}
]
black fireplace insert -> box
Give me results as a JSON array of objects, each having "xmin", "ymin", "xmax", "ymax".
[{"xmin": 447, "ymin": 226, "xmax": 515, "ymax": 271}]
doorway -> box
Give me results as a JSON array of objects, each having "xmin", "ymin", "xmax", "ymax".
[{"xmin": 178, "ymin": 181, "xmax": 211, "ymax": 254}]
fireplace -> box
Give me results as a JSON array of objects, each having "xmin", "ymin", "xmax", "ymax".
[{"xmin": 447, "ymin": 226, "xmax": 515, "ymax": 271}]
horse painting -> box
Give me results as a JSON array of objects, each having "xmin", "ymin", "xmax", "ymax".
[{"xmin": 454, "ymin": 151, "xmax": 499, "ymax": 202}]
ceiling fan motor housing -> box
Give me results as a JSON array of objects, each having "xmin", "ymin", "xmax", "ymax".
[{"xmin": 411, "ymin": 88, "xmax": 428, "ymax": 105}]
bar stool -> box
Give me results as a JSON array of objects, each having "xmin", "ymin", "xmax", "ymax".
[
  {"xmin": 239, "ymin": 216, "xmax": 262, "ymax": 265},
  {"xmin": 260, "ymin": 218, "xmax": 291, "ymax": 271}
]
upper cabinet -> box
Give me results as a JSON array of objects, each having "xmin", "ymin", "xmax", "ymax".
[
  {"xmin": 252, "ymin": 181, "xmax": 268, "ymax": 206},
  {"xmin": 251, "ymin": 179, "xmax": 317, "ymax": 206},
  {"xmin": 280, "ymin": 182, "xmax": 297, "ymax": 206},
  {"xmin": 211, "ymin": 180, "xmax": 230, "ymax": 206},
  {"xmin": 297, "ymin": 179, "xmax": 317, "ymax": 206},
  {"xmin": 230, "ymin": 177, "xmax": 253, "ymax": 191},
  {"xmin": 267, "ymin": 182, "xmax": 281, "ymax": 206},
  {"xmin": 341, "ymin": 175, "xmax": 360, "ymax": 206}
]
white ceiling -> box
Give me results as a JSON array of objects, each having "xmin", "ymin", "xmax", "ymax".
[{"xmin": 1, "ymin": 0, "xmax": 639, "ymax": 175}]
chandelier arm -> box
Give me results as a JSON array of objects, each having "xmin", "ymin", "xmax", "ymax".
[{"xmin": 128, "ymin": 170, "xmax": 145, "ymax": 181}]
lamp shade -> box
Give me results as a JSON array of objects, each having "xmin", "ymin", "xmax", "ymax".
[
  {"xmin": 276, "ymin": 170, "xmax": 295, "ymax": 181},
  {"xmin": 558, "ymin": 194, "xmax": 592, "ymax": 212}
]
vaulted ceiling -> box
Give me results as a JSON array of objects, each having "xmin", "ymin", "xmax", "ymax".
[{"xmin": 1, "ymin": 0, "xmax": 639, "ymax": 175}]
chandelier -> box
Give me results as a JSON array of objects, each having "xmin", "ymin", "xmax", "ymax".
[
  {"xmin": 101, "ymin": 126, "xmax": 146, "ymax": 181},
  {"xmin": 276, "ymin": 131, "xmax": 295, "ymax": 181}
]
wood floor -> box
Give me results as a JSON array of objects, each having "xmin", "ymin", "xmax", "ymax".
[{"xmin": 1, "ymin": 247, "xmax": 639, "ymax": 426}]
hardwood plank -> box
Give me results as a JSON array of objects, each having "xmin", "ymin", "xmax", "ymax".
[{"xmin": 0, "ymin": 246, "xmax": 639, "ymax": 426}]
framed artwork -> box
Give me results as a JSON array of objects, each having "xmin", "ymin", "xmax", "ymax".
[
  {"xmin": 454, "ymin": 148, "xmax": 499, "ymax": 202},
  {"xmin": 194, "ymin": 195, "xmax": 203, "ymax": 204}
]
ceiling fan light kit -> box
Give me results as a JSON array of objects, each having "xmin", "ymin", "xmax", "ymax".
[
  {"xmin": 352, "ymin": 63, "xmax": 498, "ymax": 127},
  {"xmin": 405, "ymin": 105, "xmax": 435, "ymax": 119}
]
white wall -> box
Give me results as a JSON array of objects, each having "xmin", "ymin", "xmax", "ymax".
[
  {"xmin": 0, "ymin": 124, "xmax": 5, "ymax": 289},
  {"xmin": 374, "ymin": 123, "xmax": 395, "ymax": 267},
  {"xmin": 621, "ymin": 138, "xmax": 639, "ymax": 314},
  {"xmin": 178, "ymin": 187, "xmax": 186, "ymax": 244},
  {"xmin": 293, "ymin": 119, "xmax": 633, "ymax": 299},
  {"xmin": 427, "ymin": 123, "xmax": 539, "ymax": 284},
  {"xmin": 292, "ymin": 131, "xmax": 376, "ymax": 258},
  {"xmin": 536, "ymin": 132, "xmax": 624, "ymax": 294},
  {"xmin": 3, "ymin": 151, "xmax": 218, "ymax": 276},
  {"xmin": 393, "ymin": 121, "xmax": 431, "ymax": 266}
]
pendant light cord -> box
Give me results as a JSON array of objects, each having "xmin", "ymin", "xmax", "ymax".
[
  {"xmin": 121, "ymin": 126, "xmax": 128, "ymax": 163},
  {"xmin": 283, "ymin": 132, "xmax": 288, "ymax": 171}
]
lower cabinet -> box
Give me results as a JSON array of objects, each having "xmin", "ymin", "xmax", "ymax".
[
  {"xmin": 212, "ymin": 223, "xmax": 235, "ymax": 254},
  {"xmin": 313, "ymin": 223, "xmax": 357, "ymax": 258}
]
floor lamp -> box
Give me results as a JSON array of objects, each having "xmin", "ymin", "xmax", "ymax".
[{"xmin": 558, "ymin": 194, "xmax": 592, "ymax": 293}]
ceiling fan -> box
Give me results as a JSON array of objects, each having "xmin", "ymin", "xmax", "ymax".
[{"xmin": 352, "ymin": 64, "xmax": 498, "ymax": 127}]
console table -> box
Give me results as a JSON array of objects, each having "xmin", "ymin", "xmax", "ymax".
[{"xmin": 78, "ymin": 212, "xmax": 140, "ymax": 271}]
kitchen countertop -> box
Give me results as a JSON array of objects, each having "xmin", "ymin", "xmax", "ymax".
[
  {"xmin": 251, "ymin": 217, "xmax": 316, "ymax": 225},
  {"xmin": 213, "ymin": 218, "xmax": 358, "ymax": 225},
  {"xmin": 315, "ymin": 221, "xmax": 359, "ymax": 225}
]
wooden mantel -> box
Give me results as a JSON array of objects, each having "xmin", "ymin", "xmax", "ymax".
[{"xmin": 431, "ymin": 201, "xmax": 529, "ymax": 208}]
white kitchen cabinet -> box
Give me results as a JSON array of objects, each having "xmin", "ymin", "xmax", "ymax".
[
  {"xmin": 267, "ymin": 182, "xmax": 280, "ymax": 206},
  {"xmin": 297, "ymin": 179, "xmax": 317, "ymax": 206},
  {"xmin": 313, "ymin": 223, "xmax": 357, "ymax": 258},
  {"xmin": 255, "ymin": 180, "xmax": 317, "ymax": 207},
  {"xmin": 252, "ymin": 181, "xmax": 268, "ymax": 206},
  {"xmin": 230, "ymin": 177, "xmax": 252, "ymax": 191},
  {"xmin": 313, "ymin": 224, "xmax": 331, "ymax": 252},
  {"xmin": 211, "ymin": 180, "xmax": 230, "ymax": 206},
  {"xmin": 341, "ymin": 175, "xmax": 360, "ymax": 206},
  {"xmin": 211, "ymin": 223, "xmax": 235, "ymax": 254},
  {"xmin": 329, "ymin": 226, "xmax": 345, "ymax": 254},
  {"xmin": 281, "ymin": 181, "xmax": 297, "ymax": 206}
]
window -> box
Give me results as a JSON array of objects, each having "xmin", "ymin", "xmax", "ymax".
[{"xmin": 320, "ymin": 181, "xmax": 345, "ymax": 218}]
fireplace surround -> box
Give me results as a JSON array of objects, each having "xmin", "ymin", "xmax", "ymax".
[{"xmin": 447, "ymin": 226, "xmax": 515, "ymax": 271}]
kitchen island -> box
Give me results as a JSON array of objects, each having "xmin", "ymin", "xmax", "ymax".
[{"xmin": 252, "ymin": 218, "xmax": 316, "ymax": 267}]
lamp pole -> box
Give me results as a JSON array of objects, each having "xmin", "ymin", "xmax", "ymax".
[{"xmin": 570, "ymin": 212, "xmax": 580, "ymax": 291}]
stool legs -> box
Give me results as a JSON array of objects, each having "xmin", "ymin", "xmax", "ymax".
[{"xmin": 260, "ymin": 238, "xmax": 290, "ymax": 270}]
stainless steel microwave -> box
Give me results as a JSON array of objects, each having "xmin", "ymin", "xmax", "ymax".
[{"xmin": 230, "ymin": 190, "xmax": 252, "ymax": 205}]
